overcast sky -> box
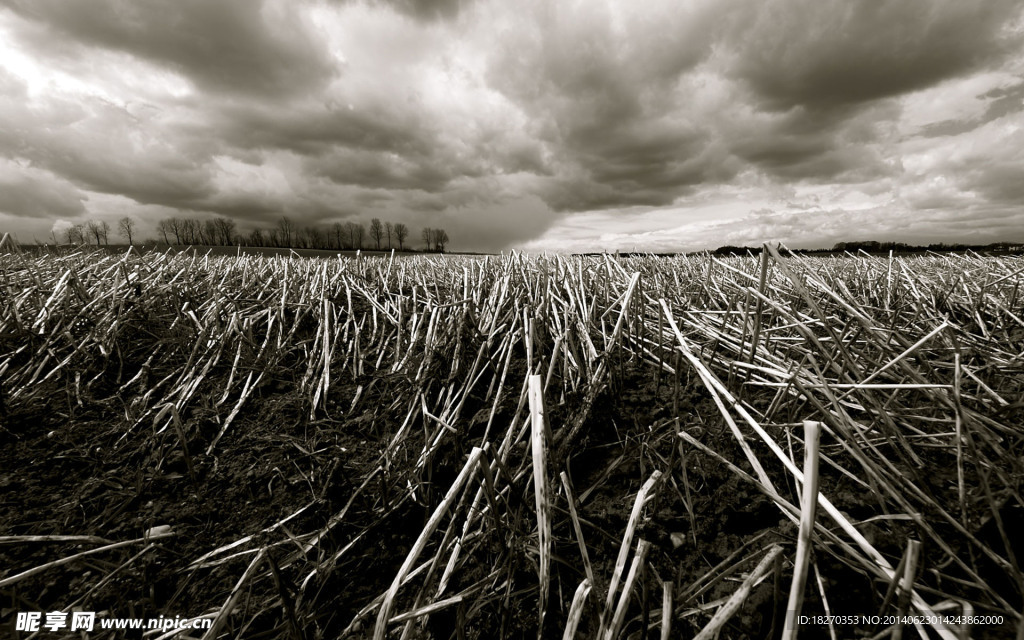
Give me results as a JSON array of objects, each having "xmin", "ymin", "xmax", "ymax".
[{"xmin": 2, "ymin": 0, "xmax": 1023, "ymax": 252}]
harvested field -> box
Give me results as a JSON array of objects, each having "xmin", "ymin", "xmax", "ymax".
[{"xmin": 1, "ymin": 243, "xmax": 1023, "ymax": 639}]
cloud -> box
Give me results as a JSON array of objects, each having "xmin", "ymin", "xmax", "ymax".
[
  {"xmin": 725, "ymin": 102, "xmax": 902, "ymax": 182},
  {"xmin": 897, "ymin": 102, "xmax": 1024, "ymax": 224},
  {"xmin": 524, "ymin": 200, "xmax": 1024, "ymax": 254},
  {"xmin": 350, "ymin": 0, "xmax": 469, "ymax": 22},
  {"xmin": 212, "ymin": 101, "xmax": 434, "ymax": 157},
  {"xmin": 946, "ymin": 125, "xmax": 1024, "ymax": 205},
  {"xmin": 727, "ymin": 0, "xmax": 1024, "ymax": 110},
  {"xmin": 480, "ymin": 0, "xmax": 1021, "ymax": 212},
  {"xmin": 918, "ymin": 78, "xmax": 1024, "ymax": 137},
  {"xmin": 481, "ymin": 0, "xmax": 733, "ymax": 211},
  {"xmin": 310, "ymin": 148, "xmax": 466, "ymax": 191},
  {"xmin": 427, "ymin": 193, "xmax": 557, "ymax": 252},
  {"xmin": 0, "ymin": 161, "xmax": 86, "ymax": 219},
  {"xmin": 1, "ymin": 0, "xmax": 336, "ymax": 98},
  {"xmin": 1, "ymin": 0, "xmax": 1023, "ymax": 251},
  {"xmin": 11, "ymin": 98, "xmax": 216, "ymax": 207}
]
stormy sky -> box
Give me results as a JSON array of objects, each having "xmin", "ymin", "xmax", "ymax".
[{"xmin": 1, "ymin": 0, "xmax": 1023, "ymax": 252}]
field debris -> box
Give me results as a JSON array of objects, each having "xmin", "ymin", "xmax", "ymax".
[{"xmin": 1, "ymin": 246, "xmax": 1023, "ymax": 638}]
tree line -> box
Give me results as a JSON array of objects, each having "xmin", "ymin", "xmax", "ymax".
[
  {"xmin": 709, "ymin": 240, "xmax": 1024, "ymax": 256},
  {"xmin": 62, "ymin": 216, "xmax": 451, "ymax": 252}
]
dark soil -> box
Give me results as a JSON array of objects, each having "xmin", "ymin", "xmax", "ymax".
[{"xmin": 1, "ymin": 360, "xmax": 1019, "ymax": 639}]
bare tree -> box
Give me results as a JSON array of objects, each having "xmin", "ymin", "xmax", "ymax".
[
  {"xmin": 167, "ymin": 218, "xmax": 183, "ymax": 244},
  {"xmin": 394, "ymin": 223, "xmax": 408, "ymax": 251},
  {"xmin": 156, "ymin": 219, "xmax": 172, "ymax": 244},
  {"xmin": 214, "ymin": 217, "xmax": 237, "ymax": 245},
  {"xmin": 248, "ymin": 228, "xmax": 265, "ymax": 247},
  {"xmin": 86, "ymin": 220, "xmax": 102, "ymax": 245},
  {"xmin": 370, "ymin": 218, "xmax": 383, "ymax": 250},
  {"xmin": 332, "ymin": 222, "xmax": 344, "ymax": 250},
  {"xmin": 385, "ymin": 222, "xmax": 393, "ymax": 249},
  {"xmin": 342, "ymin": 221, "xmax": 368, "ymax": 249},
  {"xmin": 116, "ymin": 217, "xmax": 136, "ymax": 245},
  {"xmin": 195, "ymin": 220, "xmax": 205, "ymax": 244},
  {"xmin": 277, "ymin": 217, "xmax": 295, "ymax": 247},
  {"xmin": 84, "ymin": 220, "xmax": 110, "ymax": 245},
  {"xmin": 434, "ymin": 228, "xmax": 449, "ymax": 253},
  {"xmin": 422, "ymin": 227, "xmax": 433, "ymax": 252},
  {"xmin": 65, "ymin": 224, "xmax": 86, "ymax": 245},
  {"xmin": 353, "ymin": 222, "xmax": 365, "ymax": 249},
  {"xmin": 180, "ymin": 219, "xmax": 198, "ymax": 245},
  {"xmin": 304, "ymin": 226, "xmax": 324, "ymax": 249},
  {"xmin": 200, "ymin": 219, "xmax": 216, "ymax": 244}
]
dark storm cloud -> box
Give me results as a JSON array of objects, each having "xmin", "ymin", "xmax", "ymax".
[
  {"xmin": 711, "ymin": 0, "xmax": 1023, "ymax": 184},
  {"xmin": 310, "ymin": 148, "xmax": 467, "ymax": 191},
  {"xmin": 485, "ymin": 1, "xmax": 730, "ymax": 211},
  {"xmin": 3, "ymin": 96, "xmax": 217, "ymax": 208},
  {"xmin": 728, "ymin": 0, "xmax": 1023, "ymax": 110},
  {"xmin": 212, "ymin": 102, "xmax": 496, "ymax": 192},
  {"xmin": 485, "ymin": 0, "xmax": 1024, "ymax": 212},
  {"xmin": 711, "ymin": 1, "xmax": 1023, "ymax": 187},
  {"xmin": 435, "ymin": 194, "xmax": 556, "ymax": 252},
  {"xmin": 535, "ymin": 170, "xmax": 711, "ymax": 212},
  {"xmin": 353, "ymin": 0, "xmax": 468, "ymax": 22},
  {"xmin": 1, "ymin": 0, "xmax": 336, "ymax": 97},
  {"xmin": 213, "ymin": 102, "xmax": 434, "ymax": 157},
  {"xmin": 2, "ymin": 0, "xmax": 1024, "ymax": 250},
  {"xmin": 39, "ymin": 145, "xmax": 215, "ymax": 209},
  {"xmin": 197, "ymin": 193, "xmax": 287, "ymax": 220},
  {"xmin": 532, "ymin": 121, "xmax": 735, "ymax": 212},
  {"xmin": 576, "ymin": 121, "xmax": 729, "ymax": 189},
  {"xmin": 0, "ymin": 70, "xmax": 209, "ymax": 211},
  {"xmin": 0, "ymin": 169, "xmax": 86, "ymax": 219},
  {"xmin": 728, "ymin": 104, "xmax": 901, "ymax": 182}
]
